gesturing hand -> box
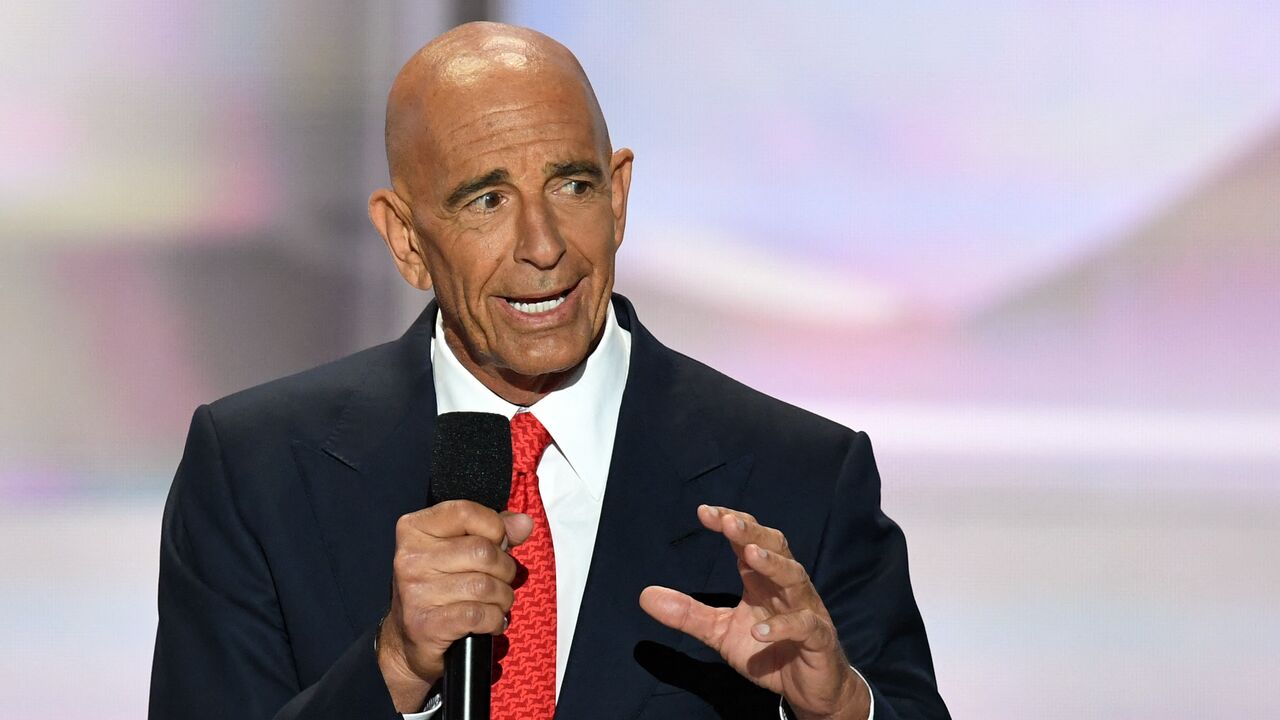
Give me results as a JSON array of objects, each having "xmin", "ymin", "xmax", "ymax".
[
  {"xmin": 377, "ymin": 500, "xmax": 534, "ymax": 713},
  {"xmin": 639, "ymin": 505, "xmax": 871, "ymax": 720}
]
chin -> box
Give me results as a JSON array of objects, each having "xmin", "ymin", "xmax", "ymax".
[{"xmin": 503, "ymin": 336, "xmax": 592, "ymax": 378}]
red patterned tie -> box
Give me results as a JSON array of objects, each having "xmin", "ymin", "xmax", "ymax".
[{"xmin": 493, "ymin": 411, "xmax": 557, "ymax": 718}]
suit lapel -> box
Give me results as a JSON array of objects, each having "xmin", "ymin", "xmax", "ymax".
[
  {"xmin": 293, "ymin": 302, "xmax": 440, "ymax": 633},
  {"xmin": 288, "ymin": 295, "xmax": 752, "ymax": 715},
  {"xmin": 555, "ymin": 297, "xmax": 754, "ymax": 720}
]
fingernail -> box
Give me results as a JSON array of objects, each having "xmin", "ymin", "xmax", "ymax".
[
  {"xmin": 754, "ymin": 623, "xmax": 771, "ymax": 637},
  {"xmin": 706, "ymin": 505, "xmax": 720, "ymax": 516},
  {"xmin": 736, "ymin": 518, "xmax": 745, "ymax": 531},
  {"xmin": 756, "ymin": 546, "xmax": 769, "ymax": 559}
]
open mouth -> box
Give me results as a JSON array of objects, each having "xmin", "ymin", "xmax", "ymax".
[{"xmin": 503, "ymin": 284, "xmax": 575, "ymax": 315}]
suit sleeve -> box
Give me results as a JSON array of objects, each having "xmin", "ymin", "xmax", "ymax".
[
  {"xmin": 148, "ymin": 405, "xmax": 400, "ymax": 720},
  {"xmin": 812, "ymin": 431, "xmax": 950, "ymax": 720}
]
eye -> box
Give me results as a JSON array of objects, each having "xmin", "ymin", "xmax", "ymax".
[
  {"xmin": 468, "ymin": 191, "xmax": 503, "ymax": 212},
  {"xmin": 557, "ymin": 179, "xmax": 593, "ymax": 197}
]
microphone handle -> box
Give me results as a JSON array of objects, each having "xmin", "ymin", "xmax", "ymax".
[{"xmin": 442, "ymin": 633, "xmax": 492, "ymax": 720}]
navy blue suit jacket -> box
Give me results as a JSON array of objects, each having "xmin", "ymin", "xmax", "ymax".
[{"xmin": 149, "ymin": 295, "xmax": 948, "ymax": 719}]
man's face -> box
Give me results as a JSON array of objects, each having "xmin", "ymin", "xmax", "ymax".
[{"xmin": 404, "ymin": 70, "xmax": 631, "ymax": 384}]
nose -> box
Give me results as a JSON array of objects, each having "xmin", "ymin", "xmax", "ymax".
[{"xmin": 513, "ymin": 195, "xmax": 567, "ymax": 270}]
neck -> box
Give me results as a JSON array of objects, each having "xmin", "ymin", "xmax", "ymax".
[
  {"xmin": 442, "ymin": 328, "xmax": 585, "ymax": 407},
  {"xmin": 472, "ymin": 365, "xmax": 573, "ymax": 407}
]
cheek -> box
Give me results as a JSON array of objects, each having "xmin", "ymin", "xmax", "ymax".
[
  {"xmin": 429, "ymin": 228, "xmax": 510, "ymax": 305},
  {"xmin": 560, "ymin": 206, "xmax": 619, "ymax": 266}
]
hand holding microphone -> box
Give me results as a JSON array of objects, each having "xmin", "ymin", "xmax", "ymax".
[{"xmin": 377, "ymin": 413, "xmax": 520, "ymax": 715}]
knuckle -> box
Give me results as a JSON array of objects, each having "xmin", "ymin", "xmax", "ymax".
[
  {"xmin": 799, "ymin": 609, "xmax": 819, "ymax": 629},
  {"xmin": 392, "ymin": 552, "xmax": 411, "ymax": 578},
  {"xmin": 431, "ymin": 499, "xmax": 469, "ymax": 524},
  {"xmin": 459, "ymin": 602, "xmax": 488, "ymax": 627},
  {"xmin": 804, "ymin": 611, "xmax": 834, "ymax": 642},
  {"xmin": 468, "ymin": 537, "xmax": 498, "ymax": 563},
  {"xmin": 464, "ymin": 574, "xmax": 495, "ymax": 599},
  {"xmin": 457, "ymin": 500, "xmax": 497, "ymax": 535},
  {"xmin": 393, "ymin": 549, "xmax": 429, "ymax": 580},
  {"xmin": 395, "ymin": 513, "xmax": 415, "ymax": 540},
  {"xmin": 404, "ymin": 606, "xmax": 433, "ymax": 638}
]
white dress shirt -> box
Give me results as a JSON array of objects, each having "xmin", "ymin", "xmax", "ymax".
[
  {"xmin": 404, "ymin": 303, "xmax": 630, "ymax": 719},
  {"xmin": 403, "ymin": 304, "xmax": 871, "ymax": 720}
]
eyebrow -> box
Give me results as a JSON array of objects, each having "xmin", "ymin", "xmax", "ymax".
[
  {"xmin": 442, "ymin": 161, "xmax": 605, "ymax": 211},
  {"xmin": 546, "ymin": 160, "xmax": 604, "ymax": 182},
  {"xmin": 444, "ymin": 168, "xmax": 510, "ymax": 210}
]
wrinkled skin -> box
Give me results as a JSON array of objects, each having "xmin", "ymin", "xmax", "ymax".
[
  {"xmin": 370, "ymin": 22, "xmax": 632, "ymax": 407},
  {"xmin": 367, "ymin": 22, "xmax": 869, "ymax": 719}
]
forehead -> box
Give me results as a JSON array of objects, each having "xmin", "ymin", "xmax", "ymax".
[{"xmin": 416, "ymin": 72, "xmax": 605, "ymax": 192}]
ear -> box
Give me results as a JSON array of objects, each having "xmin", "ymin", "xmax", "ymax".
[
  {"xmin": 368, "ymin": 188, "xmax": 433, "ymax": 291},
  {"xmin": 608, "ymin": 148, "xmax": 635, "ymax": 249}
]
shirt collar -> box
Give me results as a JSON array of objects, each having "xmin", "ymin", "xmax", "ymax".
[{"xmin": 431, "ymin": 302, "xmax": 631, "ymax": 500}]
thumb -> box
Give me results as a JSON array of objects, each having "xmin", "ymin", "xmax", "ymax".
[
  {"xmin": 501, "ymin": 511, "xmax": 534, "ymax": 548},
  {"xmin": 639, "ymin": 586, "xmax": 722, "ymax": 648}
]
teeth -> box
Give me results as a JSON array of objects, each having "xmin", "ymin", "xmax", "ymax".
[{"xmin": 508, "ymin": 294, "xmax": 567, "ymax": 315}]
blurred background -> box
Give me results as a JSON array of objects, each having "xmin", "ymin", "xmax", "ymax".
[{"xmin": 2, "ymin": 1, "xmax": 1277, "ymax": 717}]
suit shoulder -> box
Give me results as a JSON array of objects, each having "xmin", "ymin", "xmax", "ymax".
[
  {"xmin": 668, "ymin": 350, "xmax": 862, "ymax": 457},
  {"xmin": 201, "ymin": 340, "xmax": 403, "ymax": 448}
]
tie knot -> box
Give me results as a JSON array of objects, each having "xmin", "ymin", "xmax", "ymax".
[{"xmin": 510, "ymin": 412, "xmax": 552, "ymax": 476}]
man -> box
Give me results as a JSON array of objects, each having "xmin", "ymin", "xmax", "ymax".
[{"xmin": 149, "ymin": 22, "xmax": 948, "ymax": 720}]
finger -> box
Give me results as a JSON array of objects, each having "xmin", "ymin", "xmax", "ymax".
[
  {"xmin": 697, "ymin": 505, "xmax": 793, "ymax": 570},
  {"xmin": 715, "ymin": 506, "xmax": 792, "ymax": 559},
  {"xmin": 751, "ymin": 608, "xmax": 837, "ymax": 652},
  {"xmin": 399, "ymin": 500, "xmax": 507, "ymax": 545},
  {"xmin": 696, "ymin": 505, "xmax": 749, "ymax": 555},
  {"xmin": 401, "ymin": 571, "xmax": 516, "ymax": 614},
  {"xmin": 697, "ymin": 503, "xmax": 739, "ymax": 532},
  {"xmin": 395, "ymin": 534, "xmax": 518, "ymax": 584},
  {"xmin": 638, "ymin": 585, "xmax": 726, "ymax": 649},
  {"xmin": 500, "ymin": 512, "xmax": 533, "ymax": 548},
  {"xmin": 405, "ymin": 601, "xmax": 509, "ymax": 651},
  {"xmin": 741, "ymin": 542, "xmax": 811, "ymax": 592}
]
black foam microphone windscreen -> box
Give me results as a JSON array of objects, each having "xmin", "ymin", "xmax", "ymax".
[
  {"xmin": 428, "ymin": 411, "xmax": 513, "ymax": 720},
  {"xmin": 431, "ymin": 412, "xmax": 513, "ymax": 510}
]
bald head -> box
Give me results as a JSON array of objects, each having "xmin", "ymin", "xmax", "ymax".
[
  {"xmin": 384, "ymin": 22, "xmax": 611, "ymax": 193},
  {"xmin": 368, "ymin": 24, "xmax": 634, "ymax": 406}
]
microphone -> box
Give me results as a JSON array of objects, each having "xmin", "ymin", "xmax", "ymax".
[{"xmin": 430, "ymin": 412, "xmax": 512, "ymax": 720}]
